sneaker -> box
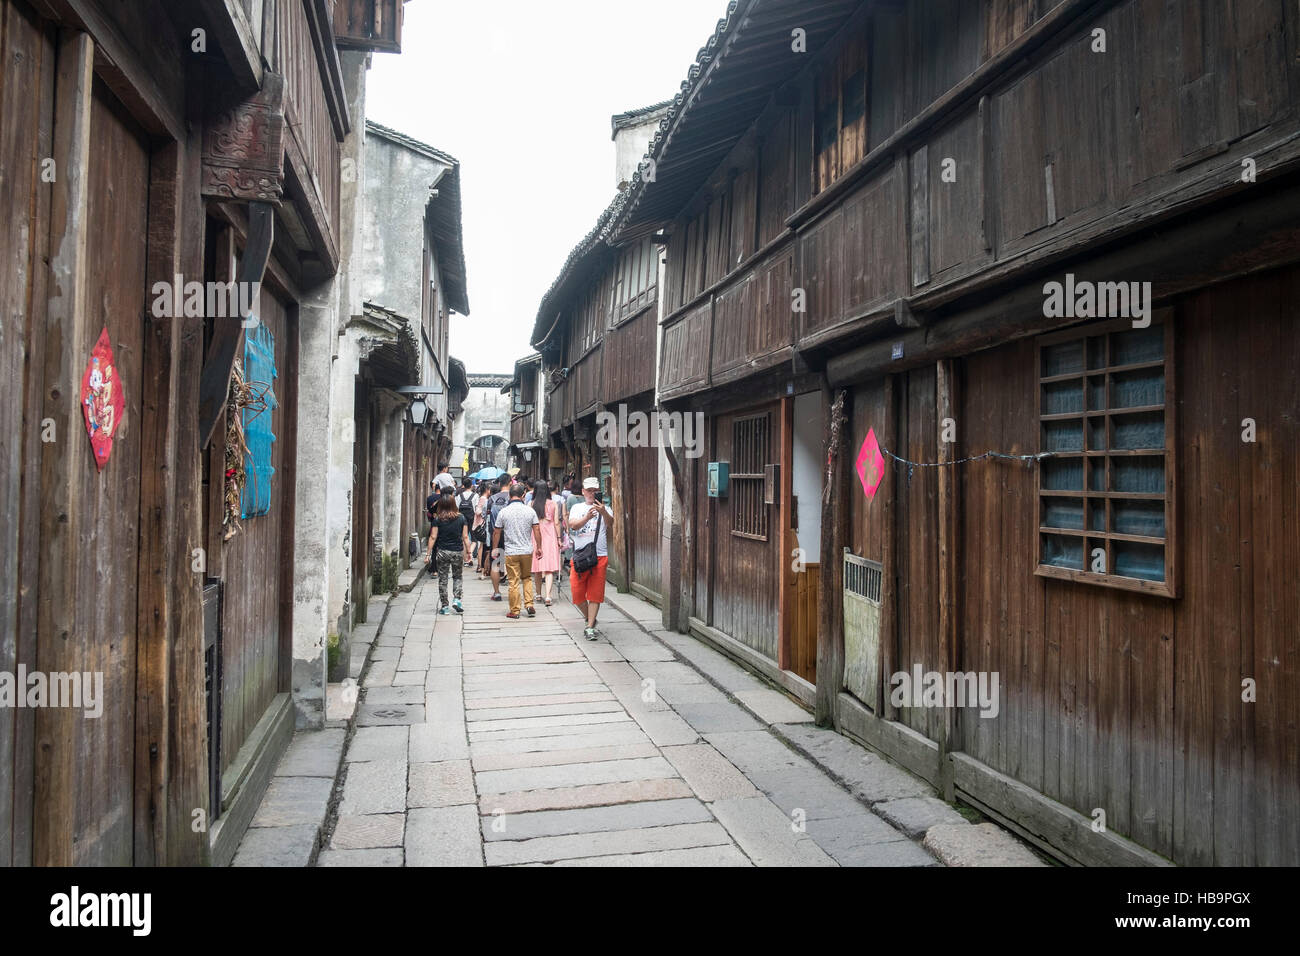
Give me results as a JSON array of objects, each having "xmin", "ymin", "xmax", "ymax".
[
  {"xmin": 525, "ymin": 606, "xmax": 536, "ymax": 617},
  {"xmin": 439, "ymin": 605, "xmax": 450, "ymax": 615},
  {"xmin": 491, "ymin": 593, "xmax": 503, "ymax": 602},
  {"xmin": 452, "ymin": 600, "xmax": 463, "ymax": 614},
  {"xmin": 505, "ymin": 611, "xmax": 520, "ymax": 619},
  {"xmin": 584, "ymin": 627, "xmax": 597, "ymax": 641}
]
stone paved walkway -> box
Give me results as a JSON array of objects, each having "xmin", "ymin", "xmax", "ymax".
[{"xmin": 303, "ymin": 564, "xmax": 1042, "ymax": 867}]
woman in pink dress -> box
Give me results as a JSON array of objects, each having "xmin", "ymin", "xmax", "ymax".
[{"xmin": 531, "ymin": 480, "xmax": 563, "ymax": 605}]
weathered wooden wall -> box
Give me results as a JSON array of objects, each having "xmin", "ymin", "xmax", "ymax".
[
  {"xmin": 0, "ymin": 0, "xmax": 55, "ymax": 867},
  {"xmin": 602, "ymin": 297, "xmax": 657, "ymax": 404},
  {"xmin": 661, "ymin": 0, "xmax": 1300, "ymax": 400},
  {"xmin": 218, "ymin": 287, "xmax": 294, "ymax": 773},
  {"xmin": 843, "ymin": 264, "xmax": 1299, "ymax": 866},
  {"xmin": 0, "ymin": 0, "xmax": 349, "ymax": 867}
]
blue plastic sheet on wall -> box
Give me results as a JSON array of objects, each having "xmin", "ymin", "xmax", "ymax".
[{"xmin": 241, "ymin": 324, "xmax": 277, "ymax": 518}]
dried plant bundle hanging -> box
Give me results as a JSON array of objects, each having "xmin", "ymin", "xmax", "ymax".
[{"xmin": 221, "ymin": 358, "xmax": 274, "ymax": 542}]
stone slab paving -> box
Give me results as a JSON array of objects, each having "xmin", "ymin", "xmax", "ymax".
[{"xmin": 283, "ymin": 571, "xmax": 1037, "ymax": 867}]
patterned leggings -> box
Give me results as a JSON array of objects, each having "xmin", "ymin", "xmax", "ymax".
[{"xmin": 436, "ymin": 549, "xmax": 463, "ymax": 605}]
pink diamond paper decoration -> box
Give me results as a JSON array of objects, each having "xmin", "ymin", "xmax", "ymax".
[
  {"xmin": 81, "ymin": 326, "xmax": 125, "ymax": 472},
  {"xmin": 856, "ymin": 428, "xmax": 885, "ymax": 500}
]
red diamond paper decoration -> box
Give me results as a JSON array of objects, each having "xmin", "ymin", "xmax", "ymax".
[
  {"xmin": 81, "ymin": 327, "xmax": 125, "ymax": 472},
  {"xmin": 856, "ymin": 428, "xmax": 885, "ymax": 500}
]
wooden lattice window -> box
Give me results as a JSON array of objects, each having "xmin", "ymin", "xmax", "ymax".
[
  {"xmin": 1035, "ymin": 315, "xmax": 1176, "ymax": 597},
  {"xmin": 613, "ymin": 237, "xmax": 659, "ymax": 324},
  {"xmin": 731, "ymin": 413, "xmax": 771, "ymax": 540}
]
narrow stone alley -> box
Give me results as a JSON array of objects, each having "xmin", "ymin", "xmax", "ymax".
[{"xmin": 238, "ymin": 568, "xmax": 1044, "ymax": 867}]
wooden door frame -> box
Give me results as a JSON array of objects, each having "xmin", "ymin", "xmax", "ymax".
[
  {"xmin": 777, "ymin": 395, "xmax": 794, "ymax": 671},
  {"xmin": 276, "ymin": 306, "xmax": 300, "ymax": 692}
]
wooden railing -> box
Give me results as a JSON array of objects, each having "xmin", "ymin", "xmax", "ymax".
[
  {"xmin": 279, "ymin": 0, "xmax": 341, "ymax": 257},
  {"xmin": 510, "ymin": 407, "xmax": 537, "ymax": 446}
]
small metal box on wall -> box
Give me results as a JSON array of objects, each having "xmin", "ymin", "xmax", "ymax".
[
  {"xmin": 707, "ymin": 461, "xmax": 729, "ymax": 497},
  {"xmin": 764, "ymin": 464, "xmax": 779, "ymax": 505}
]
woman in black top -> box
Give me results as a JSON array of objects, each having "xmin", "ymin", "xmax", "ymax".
[{"xmin": 427, "ymin": 492, "xmax": 471, "ymax": 614}]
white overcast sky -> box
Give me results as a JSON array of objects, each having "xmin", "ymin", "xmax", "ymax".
[
  {"xmin": 366, "ymin": 0, "xmax": 733, "ymax": 374},
  {"xmin": 363, "ymin": 0, "xmax": 731, "ymax": 375}
]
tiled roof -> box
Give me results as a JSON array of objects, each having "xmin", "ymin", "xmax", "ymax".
[
  {"xmin": 529, "ymin": 2, "xmax": 748, "ymax": 349},
  {"xmin": 611, "ymin": 99, "xmax": 674, "ymax": 137},
  {"xmin": 365, "ymin": 120, "xmax": 459, "ymax": 166},
  {"xmin": 467, "ymin": 373, "xmax": 514, "ymax": 388},
  {"xmin": 609, "ymin": 0, "xmax": 864, "ymax": 238}
]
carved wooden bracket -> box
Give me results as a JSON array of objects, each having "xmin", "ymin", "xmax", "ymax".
[{"xmin": 202, "ymin": 73, "xmax": 285, "ymax": 204}]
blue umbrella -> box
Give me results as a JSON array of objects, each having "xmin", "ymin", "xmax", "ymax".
[{"xmin": 470, "ymin": 466, "xmax": 505, "ymax": 480}]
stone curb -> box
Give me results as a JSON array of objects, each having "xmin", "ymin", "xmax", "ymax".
[
  {"xmin": 314, "ymin": 584, "xmax": 414, "ymax": 863},
  {"xmin": 234, "ymin": 584, "xmax": 409, "ymax": 867}
]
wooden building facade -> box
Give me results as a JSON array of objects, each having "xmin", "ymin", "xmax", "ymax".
[
  {"xmin": 507, "ymin": 353, "xmax": 546, "ymax": 469},
  {"xmin": 532, "ymin": 199, "xmax": 665, "ymax": 602},
  {"xmin": 351, "ymin": 122, "xmax": 470, "ymax": 635},
  {"xmin": 611, "ymin": 0, "xmax": 1300, "ymax": 866},
  {"xmin": 0, "ymin": 0, "xmax": 402, "ymax": 866}
]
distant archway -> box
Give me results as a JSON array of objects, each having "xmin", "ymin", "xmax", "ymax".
[{"xmin": 468, "ymin": 434, "xmax": 508, "ymax": 471}]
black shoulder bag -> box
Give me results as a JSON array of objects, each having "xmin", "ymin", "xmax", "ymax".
[{"xmin": 573, "ymin": 510, "xmax": 603, "ymax": 574}]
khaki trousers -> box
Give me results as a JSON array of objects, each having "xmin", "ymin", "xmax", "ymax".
[{"xmin": 505, "ymin": 553, "xmax": 535, "ymax": 614}]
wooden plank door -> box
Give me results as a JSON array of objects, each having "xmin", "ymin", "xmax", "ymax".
[{"xmin": 32, "ymin": 74, "xmax": 152, "ymax": 865}]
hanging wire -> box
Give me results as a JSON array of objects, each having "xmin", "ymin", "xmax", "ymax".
[{"xmin": 877, "ymin": 443, "xmax": 1055, "ymax": 482}]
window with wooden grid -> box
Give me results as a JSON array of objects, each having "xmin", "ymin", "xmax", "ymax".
[
  {"xmin": 1035, "ymin": 315, "xmax": 1176, "ymax": 596},
  {"xmin": 731, "ymin": 413, "xmax": 771, "ymax": 540},
  {"xmin": 612, "ymin": 237, "xmax": 659, "ymax": 324}
]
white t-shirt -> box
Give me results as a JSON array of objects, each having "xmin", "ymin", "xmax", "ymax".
[
  {"xmin": 434, "ymin": 472, "xmax": 455, "ymax": 493},
  {"xmin": 496, "ymin": 500, "xmax": 540, "ymax": 556},
  {"xmin": 569, "ymin": 502, "xmax": 609, "ymax": 558}
]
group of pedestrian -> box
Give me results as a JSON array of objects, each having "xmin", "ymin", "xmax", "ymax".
[{"xmin": 421, "ymin": 465, "xmax": 613, "ymax": 640}]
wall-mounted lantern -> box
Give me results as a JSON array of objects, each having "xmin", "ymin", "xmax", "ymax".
[{"xmin": 407, "ymin": 397, "xmax": 431, "ymax": 428}]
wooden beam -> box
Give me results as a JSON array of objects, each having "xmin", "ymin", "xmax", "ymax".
[
  {"xmin": 894, "ymin": 296, "xmax": 921, "ymax": 328},
  {"xmin": 197, "ymin": 0, "xmax": 264, "ymax": 91},
  {"xmin": 880, "ymin": 373, "xmax": 899, "ymax": 721},
  {"xmin": 39, "ymin": 0, "xmax": 187, "ymax": 141},
  {"xmin": 777, "ymin": 395, "xmax": 793, "ymax": 671},
  {"xmin": 826, "ymin": 178, "xmax": 1300, "ymax": 385},
  {"xmin": 936, "ymin": 358, "xmax": 959, "ymax": 801},
  {"xmin": 34, "ymin": 28, "xmax": 95, "ymax": 868},
  {"xmin": 814, "ymin": 388, "xmax": 847, "ymax": 725},
  {"xmin": 951, "ymin": 752, "xmax": 1174, "ymax": 867},
  {"xmin": 7, "ymin": 8, "xmax": 60, "ymax": 868},
  {"xmin": 134, "ymin": 140, "xmax": 187, "ymax": 867},
  {"xmin": 681, "ymin": 444, "xmax": 697, "ymax": 632},
  {"xmin": 166, "ymin": 69, "xmax": 212, "ymax": 864},
  {"xmin": 198, "ymin": 201, "xmax": 274, "ymax": 449},
  {"xmin": 282, "ymin": 124, "xmax": 340, "ymax": 277}
]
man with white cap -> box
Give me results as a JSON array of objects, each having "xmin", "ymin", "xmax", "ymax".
[{"xmin": 567, "ymin": 476, "xmax": 614, "ymax": 640}]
